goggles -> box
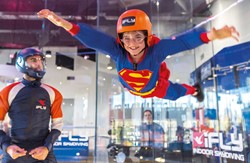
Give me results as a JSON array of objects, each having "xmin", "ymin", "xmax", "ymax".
[{"xmin": 121, "ymin": 34, "xmax": 146, "ymax": 44}]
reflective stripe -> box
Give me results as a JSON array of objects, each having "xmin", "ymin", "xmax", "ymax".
[
  {"xmin": 8, "ymin": 83, "xmax": 25, "ymax": 105},
  {"xmin": 51, "ymin": 118, "xmax": 63, "ymax": 131},
  {"xmin": 41, "ymin": 84, "xmax": 55, "ymax": 105},
  {"xmin": 0, "ymin": 121, "xmax": 3, "ymax": 130}
]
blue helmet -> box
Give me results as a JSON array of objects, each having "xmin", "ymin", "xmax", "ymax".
[{"xmin": 15, "ymin": 47, "xmax": 46, "ymax": 79}]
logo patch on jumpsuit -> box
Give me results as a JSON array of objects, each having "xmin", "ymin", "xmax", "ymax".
[
  {"xmin": 36, "ymin": 99, "xmax": 47, "ymax": 110},
  {"xmin": 119, "ymin": 69, "xmax": 152, "ymax": 92}
]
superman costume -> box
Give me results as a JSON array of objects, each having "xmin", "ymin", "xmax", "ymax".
[
  {"xmin": 0, "ymin": 79, "xmax": 63, "ymax": 163},
  {"xmin": 69, "ymin": 23, "xmax": 209, "ymax": 100}
]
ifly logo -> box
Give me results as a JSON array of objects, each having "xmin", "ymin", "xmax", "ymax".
[
  {"xmin": 58, "ymin": 131, "xmax": 88, "ymax": 142},
  {"xmin": 193, "ymin": 132, "xmax": 243, "ymax": 152},
  {"xmin": 122, "ymin": 16, "xmax": 135, "ymax": 26},
  {"xmin": 193, "ymin": 132, "xmax": 205, "ymax": 147},
  {"xmin": 36, "ymin": 99, "xmax": 46, "ymax": 110}
]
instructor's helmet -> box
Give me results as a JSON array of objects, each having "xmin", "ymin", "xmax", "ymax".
[
  {"xmin": 15, "ymin": 47, "xmax": 46, "ymax": 79},
  {"xmin": 117, "ymin": 9, "xmax": 152, "ymax": 47}
]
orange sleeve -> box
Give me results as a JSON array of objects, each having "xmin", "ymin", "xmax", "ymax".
[
  {"xmin": 48, "ymin": 86, "xmax": 63, "ymax": 119},
  {"xmin": 0, "ymin": 83, "xmax": 19, "ymax": 120}
]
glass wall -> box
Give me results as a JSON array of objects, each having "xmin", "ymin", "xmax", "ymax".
[
  {"xmin": 96, "ymin": 0, "xmax": 250, "ymax": 163},
  {"xmin": 0, "ymin": 0, "xmax": 250, "ymax": 163}
]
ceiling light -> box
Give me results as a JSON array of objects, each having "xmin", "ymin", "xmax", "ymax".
[
  {"xmin": 156, "ymin": 1, "xmax": 159, "ymax": 6},
  {"xmin": 107, "ymin": 58, "xmax": 115, "ymax": 70},
  {"xmin": 57, "ymin": 66, "xmax": 62, "ymax": 70},
  {"xmin": 45, "ymin": 50, "xmax": 52, "ymax": 58},
  {"xmin": 9, "ymin": 53, "xmax": 15, "ymax": 59},
  {"xmin": 107, "ymin": 63, "xmax": 113, "ymax": 70},
  {"xmin": 84, "ymin": 55, "xmax": 89, "ymax": 60}
]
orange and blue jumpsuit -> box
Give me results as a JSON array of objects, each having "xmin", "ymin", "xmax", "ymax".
[
  {"xmin": 69, "ymin": 23, "xmax": 210, "ymax": 100},
  {"xmin": 0, "ymin": 79, "xmax": 63, "ymax": 163}
]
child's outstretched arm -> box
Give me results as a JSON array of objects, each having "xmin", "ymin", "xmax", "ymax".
[
  {"xmin": 207, "ymin": 25, "xmax": 240, "ymax": 42},
  {"xmin": 37, "ymin": 9, "xmax": 121, "ymax": 60},
  {"xmin": 37, "ymin": 9, "xmax": 73, "ymax": 31}
]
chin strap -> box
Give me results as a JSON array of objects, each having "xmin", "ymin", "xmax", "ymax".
[
  {"xmin": 22, "ymin": 78, "xmax": 41, "ymax": 87},
  {"xmin": 135, "ymin": 47, "xmax": 146, "ymax": 56},
  {"xmin": 131, "ymin": 47, "xmax": 147, "ymax": 71}
]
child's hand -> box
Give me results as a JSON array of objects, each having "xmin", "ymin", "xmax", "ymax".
[
  {"xmin": 208, "ymin": 25, "xmax": 240, "ymax": 42},
  {"xmin": 37, "ymin": 9, "xmax": 51, "ymax": 19},
  {"xmin": 37, "ymin": 9, "xmax": 72, "ymax": 30}
]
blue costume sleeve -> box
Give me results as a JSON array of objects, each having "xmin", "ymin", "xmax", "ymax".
[
  {"xmin": 152, "ymin": 27, "xmax": 207, "ymax": 62},
  {"xmin": 73, "ymin": 23, "xmax": 123, "ymax": 62},
  {"xmin": 73, "ymin": 23, "xmax": 206, "ymax": 64}
]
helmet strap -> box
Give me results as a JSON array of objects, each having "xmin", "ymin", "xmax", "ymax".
[
  {"xmin": 134, "ymin": 46, "xmax": 146, "ymax": 56},
  {"xmin": 22, "ymin": 77, "xmax": 41, "ymax": 87}
]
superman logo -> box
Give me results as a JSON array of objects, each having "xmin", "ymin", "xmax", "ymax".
[{"xmin": 119, "ymin": 69, "xmax": 152, "ymax": 92}]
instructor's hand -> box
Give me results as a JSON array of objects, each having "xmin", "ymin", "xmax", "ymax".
[
  {"xmin": 29, "ymin": 146, "xmax": 49, "ymax": 160},
  {"xmin": 6, "ymin": 145, "xmax": 27, "ymax": 159},
  {"xmin": 37, "ymin": 9, "xmax": 73, "ymax": 30}
]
